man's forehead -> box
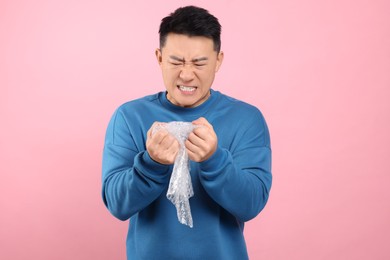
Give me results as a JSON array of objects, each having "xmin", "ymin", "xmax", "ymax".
[
  {"xmin": 161, "ymin": 39, "xmax": 216, "ymax": 61},
  {"xmin": 163, "ymin": 33, "xmax": 215, "ymax": 50}
]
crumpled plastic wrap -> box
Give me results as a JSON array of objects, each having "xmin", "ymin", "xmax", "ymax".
[{"xmin": 152, "ymin": 122, "xmax": 197, "ymax": 228}]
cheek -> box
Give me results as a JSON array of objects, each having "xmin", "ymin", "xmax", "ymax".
[
  {"xmin": 199, "ymin": 69, "xmax": 216, "ymax": 82},
  {"xmin": 162, "ymin": 69, "xmax": 177, "ymax": 82}
]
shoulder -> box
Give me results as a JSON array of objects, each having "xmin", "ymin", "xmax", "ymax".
[
  {"xmin": 105, "ymin": 93, "xmax": 162, "ymax": 143},
  {"xmin": 213, "ymin": 91, "xmax": 271, "ymax": 147},
  {"xmin": 215, "ymin": 91, "xmax": 265, "ymax": 121},
  {"xmin": 117, "ymin": 93, "xmax": 161, "ymax": 113},
  {"xmin": 107, "ymin": 92, "xmax": 163, "ymax": 129}
]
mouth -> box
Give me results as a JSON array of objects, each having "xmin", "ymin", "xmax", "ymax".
[{"xmin": 177, "ymin": 85, "xmax": 197, "ymax": 93}]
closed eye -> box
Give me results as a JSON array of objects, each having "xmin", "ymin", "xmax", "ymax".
[{"xmin": 170, "ymin": 62, "xmax": 183, "ymax": 66}]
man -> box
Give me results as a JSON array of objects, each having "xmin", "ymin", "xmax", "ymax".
[{"xmin": 102, "ymin": 6, "xmax": 272, "ymax": 259}]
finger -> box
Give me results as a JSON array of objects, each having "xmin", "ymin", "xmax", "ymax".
[
  {"xmin": 185, "ymin": 138, "xmax": 200, "ymax": 154},
  {"xmin": 147, "ymin": 127, "xmax": 154, "ymax": 139},
  {"xmin": 192, "ymin": 117, "xmax": 212, "ymax": 128},
  {"xmin": 160, "ymin": 133, "xmax": 179, "ymax": 149},
  {"xmin": 160, "ymin": 138, "xmax": 180, "ymax": 163},
  {"xmin": 186, "ymin": 148, "xmax": 198, "ymax": 162},
  {"xmin": 187, "ymin": 131, "xmax": 205, "ymax": 147},
  {"xmin": 152, "ymin": 130, "xmax": 171, "ymax": 144},
  {"xmin": 167, "ymin": 141, "xmax": 180, "ymax": 157},
  {"xmin": 148, "ymin": 122, "xmax": 161, "ymax": 139},
  {"xmin": 185, "ymin": 143, "xmax": 205, "ymax": 162},
  {"xmin": 185, "ymin": 142, "xmax": 199, "ymax": 162},
  {"xmin": 192, "ymin": 126, "xmax": 212, "ymax": 139},
  {"xmin": 186, "ymin": 133, "xmax": 212, "ymax": 157},
  {"xmin": 191, "ymin": 129, "xmax": 217, "ymax": 152},
  {"xmin": 150, "ymin": 122, "xmax": 168, "ymax": 136}
]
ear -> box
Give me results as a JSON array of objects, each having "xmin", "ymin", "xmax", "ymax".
[
  {"xmin": 155, "ymin": 48, "xmax": 163, "ymax": 67},
  {"xmin": 215, "ymin": 51, "xmax": 224, "ymax": 72}
]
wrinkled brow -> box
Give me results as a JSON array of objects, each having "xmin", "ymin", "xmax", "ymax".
[{"xmin": 169, "ymin": 55, "xmax": 208, "ymax": 62}]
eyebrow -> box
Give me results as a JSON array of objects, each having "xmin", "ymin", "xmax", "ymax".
[{"xmin": 169, "ymin": 55, "xmax": 208, "ymax": 63}]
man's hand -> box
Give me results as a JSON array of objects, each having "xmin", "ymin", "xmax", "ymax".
[
  {"xmin": 146, "ymin": 122, "xmax": 180, "ymax": 165},
  {"xmin": 185, "ymin": 117, "xmax": 218, "ymax": 162}
]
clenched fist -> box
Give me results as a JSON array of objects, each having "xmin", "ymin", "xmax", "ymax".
[
  {"xmin": 185, "ymin": 117, "xmax": 218, "ymax": 162},
  {"xmin": 146, "ymin": 122, "xmax": 180, "ymax": 165}
]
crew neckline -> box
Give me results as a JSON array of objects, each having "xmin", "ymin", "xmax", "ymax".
[{"xmin": 159, "ymin": 89, "xmax": 219, "ymax": 116}]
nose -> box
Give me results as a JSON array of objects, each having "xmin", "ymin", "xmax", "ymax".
[{"xmin": 179, "ymin": 64, "xmax": 195, "ymax": 82}]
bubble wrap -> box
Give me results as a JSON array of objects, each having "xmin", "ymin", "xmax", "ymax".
[{"xmin": 152, "ymin": 122, "xmax": 197, "ymax": 228}]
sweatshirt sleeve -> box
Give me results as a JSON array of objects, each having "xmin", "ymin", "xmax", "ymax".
[
  {"xmin": 199, "ymin": 108, "xmax": 272, "ymax": 222},
  {"xmin": 102, "ymin": 108, "xmax": 171, "ymax": 221}
]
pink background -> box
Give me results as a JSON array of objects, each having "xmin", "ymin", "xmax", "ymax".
[{"xmin": 1, "ymin": 0, "xmax": 389, "ymax": 259}]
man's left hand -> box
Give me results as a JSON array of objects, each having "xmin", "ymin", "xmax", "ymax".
[{"xmin": 185, "ymin": 117, "xmax": 218, "ymax": 162}]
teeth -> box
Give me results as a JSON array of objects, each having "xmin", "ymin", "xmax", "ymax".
[{"xmin": 179, "ymin": 85, "xmax": 196, "ymax": 92}]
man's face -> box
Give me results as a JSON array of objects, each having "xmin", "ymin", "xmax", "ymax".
[{"xmin": 156, "ymin": 33, "xmax": 224, "ymax": 108}]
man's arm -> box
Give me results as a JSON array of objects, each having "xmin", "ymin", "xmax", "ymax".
[
  {"xmin": 102, "ymin": 109, "xmax": 176, "ymax": 220},
  {"xmin": 189, "ymin": 113, "xmax": 272, "ymax": 222}
]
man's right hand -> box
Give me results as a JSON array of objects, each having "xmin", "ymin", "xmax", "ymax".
[{"xmin": 146, "ymin": 122, "xmax": 180, "ymax": 165}]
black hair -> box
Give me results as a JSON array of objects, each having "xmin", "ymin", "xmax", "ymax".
[{"xmin": 159, "ymin": 6, "xmax": 221, "ymax": 52}]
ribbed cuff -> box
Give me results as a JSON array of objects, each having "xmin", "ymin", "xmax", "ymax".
[
  {"xmin": 199, "ymin": 146, "xmax": 227, "ymax": 172},
  {"xmin": 135, "ymin": 151, "xmax": 172, "ymax": 182}
]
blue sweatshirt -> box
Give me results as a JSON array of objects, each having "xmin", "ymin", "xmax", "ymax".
[{"xmin": 102, "ymin": 89, "xmax": 272, "ymax": 259}]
